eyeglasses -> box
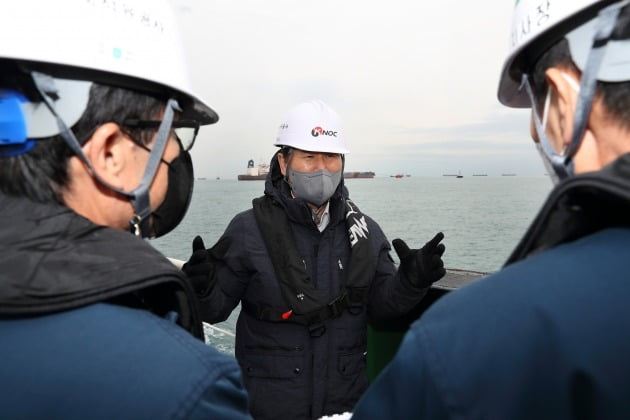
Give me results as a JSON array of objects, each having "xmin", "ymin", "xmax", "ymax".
[{"xmin": 122, "ymin": 119, "xmax": 200, "ymax": 151}]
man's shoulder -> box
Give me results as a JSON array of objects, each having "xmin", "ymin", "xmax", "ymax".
[
  {"xmin": 50, "ymin": 303, "xmax": 242, "ymax": 391},
  {"xmin": 410, "ymin": 226, "xmax": 630, "ymax": 350},
  {"xmin": 397, "ymin": 228, "xmax": 630, "ymax": 418},
  {"xmin": 85, "ymin": 304, "xmax": 233, "ymax": 363},
  {"xmin": 1, "ymin": 303, "xmax": 246, "ymax": 418},
  {"xmin": 226, "ymin": 207, "xmax": 257, "ymax": 235}
]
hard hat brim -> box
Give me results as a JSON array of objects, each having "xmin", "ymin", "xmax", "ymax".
[
  {"xmin": 497, "ymin": 2, "xmax": 605, "ymax": 108},
  {"xmin": 18, "ymin": 60, "xmax": 218, "ymax": 125}
]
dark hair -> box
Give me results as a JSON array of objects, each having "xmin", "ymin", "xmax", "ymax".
[
  {"xmin": 0, "ymin": 82, "xmax": 165, "ymax": 203},
  {"xmin": 279, "ymin": 146, "xmax": 293, "ymax": 158},
  {"xmin": 531, "ymin": 5, "xmax": 630, "ymax": 129}
]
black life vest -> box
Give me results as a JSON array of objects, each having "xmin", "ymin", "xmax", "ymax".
[{"xmin": 243, "ymin": 195, "xmax": 375, "ymax": 335}]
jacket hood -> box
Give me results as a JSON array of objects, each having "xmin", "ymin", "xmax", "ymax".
[
  {"xmin": 263, "ymin": 150, "xmax": 349, "ymax": 226},
  {"xmin": 0, "ymin": 192, "xmax": 202, "ymax": 336}
]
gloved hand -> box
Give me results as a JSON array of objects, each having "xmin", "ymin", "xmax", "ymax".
[
  {"xmin": 182, "ymin": 235, "xmax": 231, "ymax": 297},
  {"xmin": 392, "ymin": 232, "xmax": 446, "ymax": 289}
]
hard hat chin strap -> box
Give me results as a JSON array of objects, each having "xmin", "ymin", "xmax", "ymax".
[
  {"xmin": 30, "ymin": 71, "xmax": 180, "ymax": 237},
  {"xmin": 128, "ymin": 97, "xmax": 181, "ymax": 237},
  {"xmin": 566, "ymin": 1, "xmax": 625, "ymax": 157},
  {"xmin": 521, "ymin": 75, "xmax": 572, "ymax": 184},
  {"xmin": 520, "ymin": 1, "xmax": 626, "ymax": 183}
]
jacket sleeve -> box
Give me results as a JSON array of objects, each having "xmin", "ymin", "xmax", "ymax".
[
  {"xmin": 199, "ymin": 212, "xmax": 252, "ymax": 323},
  {"xmin": 187, "ymin": 355, "xmax": 253, "ymax": 419},
  {"xmin": 350, "ymin": 326, "xmax": 449, "ymax": 419},
  {"xmin": 366, "ymin": 218, "xmax": 429, "ymax": 321}
]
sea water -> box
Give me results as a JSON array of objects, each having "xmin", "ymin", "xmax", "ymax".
[{"xmin": 151, "ymin": 176, "xmax": 552, "ymax": 353}]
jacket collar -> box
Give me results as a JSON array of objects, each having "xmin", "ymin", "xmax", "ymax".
[
  {"xmin": 507, "ymin": 152, "xmax": 630, "ymax": 265},
  {"xmin": 0, "ymin": 192, "xmax": 203, "ymax": 338}
]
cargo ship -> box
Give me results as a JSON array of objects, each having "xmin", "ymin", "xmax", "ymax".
[
  {"xmin": 344, "ymin": 171, "xmax": 375, "ymax": 179},
  {"xmin": 237, "ymin": 159, "xmax": 270, "ymax": 181}
]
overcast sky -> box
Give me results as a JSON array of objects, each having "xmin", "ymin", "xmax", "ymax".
[{"xmin": 168, "ymin": 0, "xmax": 546, "ymax": 179}]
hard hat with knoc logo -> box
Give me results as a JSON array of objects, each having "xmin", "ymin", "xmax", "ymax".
[
  {"xmin": 0, "ymin": 0, "xmax": 217, "ymax": 143},
  {"xmin": 274, "ymin": 99, "xmax": 349, "ymax": 154},
  {"xmin": 497, "ymin": 0, "xmax": 630, "ymax": 108}
]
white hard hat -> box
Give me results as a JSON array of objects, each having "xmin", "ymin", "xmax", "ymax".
[
  {"xmin": 0, "ymin": 0, "xmax": 217, "ymax": 132},
  {"xmin": 497, "ymin": 0, "xmax": 627, "ymax": 108},
  {"xmin": 274, "ymin": 100, "xmax": 349, "ymax": 154}
]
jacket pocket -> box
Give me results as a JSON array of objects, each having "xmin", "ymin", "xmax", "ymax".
[
  {"xmin": 241, "ymin": 352, "xmax": 304, "ymax": 379},
  {"xmin": 337, "ymin": 349, "xmax": 367, "ymax": 377},
  {"xmin": 328, "ymin": 350, "xmax": 369, "ymax": 412},
  {"xmin": 239, "ymin": 352, "xmax": 309, "ymax": 419}
]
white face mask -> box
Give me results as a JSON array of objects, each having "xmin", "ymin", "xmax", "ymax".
[
  {"xmin": 540, "ymin": 72, "xmax": 581, "ymax": 135},
  {"xmin": 535, "ymin": 142, "xmax": 561, "ymax": 185},
  {"xmin": 532, "ymin": 72, "xmax": 581, "ymax": 185}
]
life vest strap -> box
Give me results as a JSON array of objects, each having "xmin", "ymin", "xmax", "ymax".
[
  {"xmin": 250, "ymin": 195, "xmax": 374, "ymax": 335},
  {"xmin": 241, "ymin": 289, "xmax": 365, "ymax": 335}
]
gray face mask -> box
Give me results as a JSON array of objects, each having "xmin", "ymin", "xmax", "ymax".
[{"xmin": 288, "ymin": 168, "xmax": 342, "ymax": 206}]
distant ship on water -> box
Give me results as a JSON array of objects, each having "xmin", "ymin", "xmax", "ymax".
[
  {"xmin": 238, "ymin": 159, "xmax": 269, "ymax": 181},
  {"xmin": 238, "ymin": 160, "xmax": 375, "ymax": 180},
  {"xmin": 443, "ymin": 170, "xmax": 464, "ymax": 178},
  {"xmin": 344, "ymin": 171, "xmax": 375, "ymax": 179}
]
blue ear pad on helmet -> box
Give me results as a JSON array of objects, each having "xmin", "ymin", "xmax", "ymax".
[{"xmin": 0, "ymin": 90, "xmax": 35, "ymax": 157}]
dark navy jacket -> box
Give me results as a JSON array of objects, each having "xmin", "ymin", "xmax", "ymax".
[
  {"xmin": 200, "ymin": 153, "xmax": 428, "ymax": 419},
  {"xmin": 0, "ymin": 193, "xmax": 251, "ymax": 419},
  {"xmin": 352, "ymin": 154, "xmax": 630, "ymax": 419}
]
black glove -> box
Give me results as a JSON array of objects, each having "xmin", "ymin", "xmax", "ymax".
[
  {"xmin": 182, "ymin": 235, "xmax": 231, "ymax": 297},
  {"xmin": 392, "ymin": 232, "xmax": 446, "ymax": 289}
]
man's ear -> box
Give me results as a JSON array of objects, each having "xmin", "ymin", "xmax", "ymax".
[
  {"xmin": 545, "ymin": 68, "xmax": 581, "ymax": 148},
  {"xmin": 278, "ymin": 152, "xmax": 287, "ymax": 176},
  {"xmin": 82, "ymin": 122, "xmax": 130, "ymax": 188}
]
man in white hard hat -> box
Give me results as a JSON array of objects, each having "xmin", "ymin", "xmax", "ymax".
[
  {"xmin": 183, "ymin": 99, "xmax": 446, "ymax": 419},
  {"xmin": 0, "ymin": 1, "xmax": 251, "ymax": 418},
  {"xmin": 352, "ymin": 1, "xmax": 630, "ymax": 418}
]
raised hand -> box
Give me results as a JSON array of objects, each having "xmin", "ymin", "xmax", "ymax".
[{"xmin": 392, "ymin": 232, "xmax": 446, "ymax": 289}]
